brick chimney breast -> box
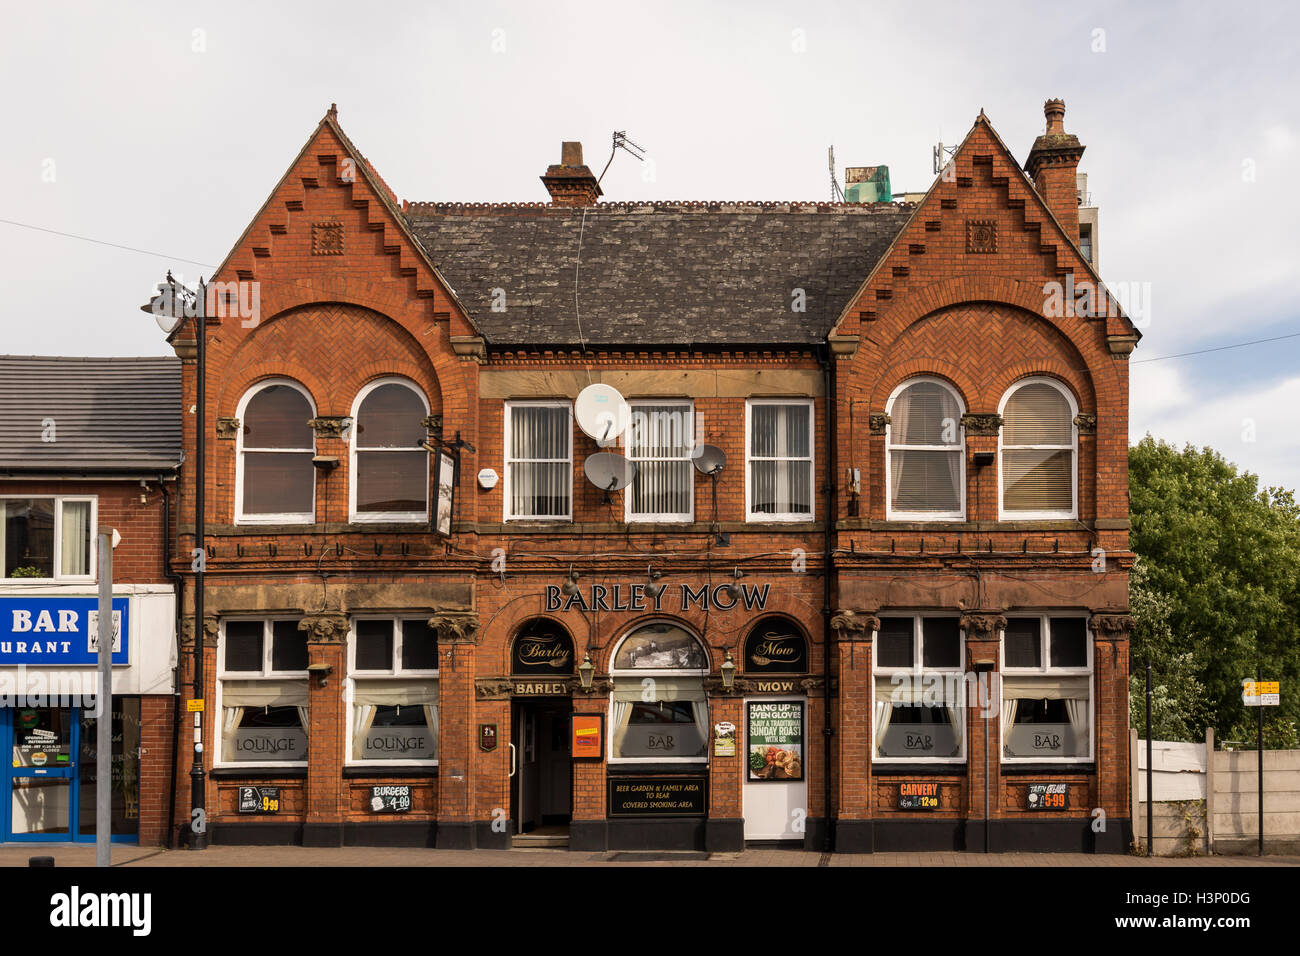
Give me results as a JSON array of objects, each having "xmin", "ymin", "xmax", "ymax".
[
  {"xmin": 1024, "ymin": 98, "xmax": 1086, "ymax": 241},
  {"xmin": 541, "ymin": 140, "xmax": 603, "ymax": 207}
]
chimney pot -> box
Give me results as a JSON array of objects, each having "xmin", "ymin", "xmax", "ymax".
[
  {"xmin": 541, "ymin": 140, "xmax": 602, "ymax": 207},
  {"xmin": 1025, "ymin": 98, "xmax": 1086, "ymax": 241},
  {"xmin": 561, "ymin": 141, "xmax": 584, "ymax": 166},
  {"xmin": 1044, "ymin": 98, "xmax": 1066, "ymax": 134}
]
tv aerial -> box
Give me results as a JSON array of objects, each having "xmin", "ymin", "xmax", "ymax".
[
  {"xmin": 598, "ymin": 130, "xmax": 647, "ymax": 184},
  {"xmin": 829, "ymin": 146, "xmax": 844, "ymax": 202},
  {"xmin": 575, "ymin": 383, "xmax": 631, "ymax": 447},
  {"xmin": 584, "ymin": 452, "xmax": 637, "ymax": 504}
]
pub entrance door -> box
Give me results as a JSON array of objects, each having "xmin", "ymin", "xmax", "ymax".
[{"xmin": 510, "ymin": 698, "xmax": 572, "ymax": 846}]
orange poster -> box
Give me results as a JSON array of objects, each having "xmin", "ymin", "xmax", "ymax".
[{"xmin": 572, "ymin": 715, "xmax": 603, "ymax": 759}]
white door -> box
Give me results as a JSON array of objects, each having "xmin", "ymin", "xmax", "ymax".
[{"xmin": 742, "ymin": 697, "xmax": 808, "ymax": 840}]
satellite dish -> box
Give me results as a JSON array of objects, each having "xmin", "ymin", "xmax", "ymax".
[
  {"xmin": 575, "ymin": 384, "xmax": 631, "ymax": 446},
  {"xmin": 693, "ymin": 444, "xmax": 727, "ymax": 476},
  {"xmin": 584, "ymin": 452, "xmax": 637, "ymax": 492}
]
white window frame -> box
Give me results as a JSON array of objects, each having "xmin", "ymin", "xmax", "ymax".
[
  {"xmin": 625, "ymin": 400, "xmax": 694, "ymax": 523},
  {"xmin": 0, "ymin": 495, "xmax": 97, "ymax": 583},
  {"xmin": 214, "ymin": 617, "xmax": 309, "ymax": 769},
  {"xmin": 344, "ymin": 616, "xmax": 440, "ymax": 768},
  {"xmin": 349, "ymin": 376, "xmax": 430, "ymax": 525},
  {"xmin": 607, "ymin": 620, "xmax": 710, "ymax": 765},
  {"xmin": 884, "ymin": 377, "xmax": 966, "ymax": 522},
  {"xmin": 999, "ymin": 612, "xmax": 1094, "ymax": 765},
  {"xmin": 744, "ymin": 398, "xmax": 815, "ymax": 522},
  {"xmin": 503, "ymin": 401, "xmax": 573, "ymax": 522},
  {"xmin": 872, "ymin": 613, "xmax": 966, "ymax": 764},
  {"xmin": 997, "ymin": 377, "xmax": 1078, "ymax": 520},
  {"xmin": 234, "ymin": 378, "xmax": 316, "ymax": 525}
]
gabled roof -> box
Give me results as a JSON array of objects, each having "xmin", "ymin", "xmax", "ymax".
[
  {"xmin": 0, "ymin": 356, "xmax": 181, "ymax": 474},
  {"xmin": 404, "ymin": 201, "xmax": 915, "ymax": 346}
]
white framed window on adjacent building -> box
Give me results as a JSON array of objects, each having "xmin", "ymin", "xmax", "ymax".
[
  {"xmin": 1000, "ymin": 614, "xmax": 1093, "ymax": 764},
  {"xmin": 885, "ymin": 377, "xmax": 965, "ymax": 520},
  {"xmin": 216, "ymin": 619, "xmax": 309, "ymax": 767},
  {"xmin": 350, "ymin": 377, "xmax": 430, "ymax": 523},
  {"xmin": 626, "ymin": 400, "xmax": 694, "ymax": 523},
  {"xmin": 234, "ymin": 379, "xmax": 316, "ymax": 524},
  {"xmin": 504, "ymin": 401, "xmax": 573, "ymax": 521},
  {"xmin": 998, "ymin": 378, "xmax": 1078, "ymax": 520},
  {"xmin": 872, "ymin": 615, "xmax": 966, "ymax": 763},
  {"xmin": 746, "ymin": 398, "xmax": 814, "ymax": 521},
  {"xmin": 346, "ymin": 617, "xmax": 439, "ymax": 766},
  {"xmin": 0, "ymin": 495, "xmax": 96, "ymax": 582},
  {"xmin": 608, "ymin": 621, "xmax": 710, "ymax": 764}
]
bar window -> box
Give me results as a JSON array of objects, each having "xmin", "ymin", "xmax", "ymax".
[
  {"xmin": 505, "ymin": 402, "xmax": 572, "ymax": 520},
  {"xmin": 217, "ymin": 620, "xmax": 308, "ymax": 765},
  {"xmin": 609, "ymin": 622, "xmax": 709, "ymax": 763},
  {"xmin": 0, "ymin": 497, "xmax": 95, "ymax": 581},
  {"xmin": 873, "ymin": 615, "xmax": 964, "ymax": 762},
  {"xmin": 347, "ymin": 618, "xmax": 439, "ymax": 764},
  {"xmin": 626, "ymin": 402, "xmax": 693, "ymax": 522},
  {"xmin": 1001, "ymin": 615, "xmax": 1092, "ymax": 762},
  {"xmin": 746, "ymin": 399, "xmax": 814, "ymax": 520}
]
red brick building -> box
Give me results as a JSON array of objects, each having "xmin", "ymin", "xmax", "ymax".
[{"xmin": 160, "ymin": 98, "xmax": 1137, "ymax": 852}]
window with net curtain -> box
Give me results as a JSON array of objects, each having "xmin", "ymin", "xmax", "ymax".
[
  {"xmin": 353, "ymin": 380, "xmax": 429, "ymax": 520},
  {"xmin": 218, "ymin": 620, "xmax": 309, "ymax": 764},
  {"xmin": 748, "ymin": 401, "xmax": 813, "ymax": 519},
  {"xmin": 239, "ymin": 382, "xmax": 315, "ymax": 521},
  {"xmin": 627, "ymin": 402, "xmax": 693, "ymax": 521},
  {"xmin": 887, "ymin": 379, "xmax": 964, "ymax": 518},
  {"xmin": 873, "ymin": 616, "xmax": 965, "ymax": 761},
  {"xmin": 506, "ymin": 403, "xmax": 572, "ymax": 519},
  {"xmin": 1001, "ymin": 616, "xmax": 1091, "ymax": 761},
  {"xmin": 1000, "ymin": 379, "xmax": 1076, "ymax": 517},
  {"xmin": 0, "ymin": 497, "xmax": 92, "ymax": 579},
  {"xmin": 609, "ymin": 622, "xmax": 710, "ymax": 762},
  {"xmin": 348, "ymin": 618, "xmax": 439, "ymax": 764}
]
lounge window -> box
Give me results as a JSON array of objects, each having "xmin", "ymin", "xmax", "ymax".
[
  {"xmin": 886, "ymin": 378, "xmax": 964, "ymax": 519},
  {"xmin": 351, "ymin": 378, "xmax": 430, "ymax": 522},
  {"xmin": 626, "ymin": 402, "xmax": 693, "ymax": 522},
  {"xmin": 236, "ymin": 380, "xmax": 316, "ymax": 523},
  {"xmin": 609, "ymin": 622, "xmax": 709, "ymax": 763},
  {"xmin": 1000, "ymin": 379, "xmax": 1077, "ymax": 518},
  {"xmin": 1001, "ymin": 615, "xmax": 1092, "ymax": 762},
  {"xmin": 347, "ymin": 618, "xmax": 439, "ymax": 764},
  {"xmin": 0, "ymin": 497, "xmax": 95, "ymax": 581},
  {"xmin": 873, "ymin": 616, "xmax": 964, "ymax": 762},
  {"xmin": 218, "ymin": 620, "xmax": 308, "ymax": 765},
  {"xmin": 747, "ymin": 400, "xmax": 814, "ymax": 520},
  {"xmin": 505, "ymin": 403, "xmax": 573, "ymax": 520}
]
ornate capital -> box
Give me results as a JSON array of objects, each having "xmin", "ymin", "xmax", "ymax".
[
  {"xmin": 960, "ymin": 413, "xmax": 1003, "ymax": 436},
  {"xmin": 180, "ymin": 615, "xmax": 220, "ymax": 648},
  {"xmin": 474, "ymin": 678, "xmax": 514, "ymax": 700},
  {"xmin": 308, "ymin": 416, "xmax": 351, "ymax": 439},
  {"xmin": 422, "ymin": 414, "xmax": 444, "ymax": 441},
  {"xmin": 1090, "ymin": 613, "xmax": 1134, "ymax": 640},
  {"xmin": 961, "ymin": 612, "xmax": 1007, "ymax": 640},
  {"xmin": 1073, "ymin": 412, "xmax": 1097, "ymax": 435},
  {"xmin": 429, "ymin": 609, "xmax": 479, "ymax": 645},
  {"xmin": 298, "ymin": 613, "xmax": 349, "ymax": 644},
  {"xmin": 831, "ymin": 609, "xmax": 879, "ymax": 642},
  {"xmin": 215, "ymin": 417, "xmax": 240, "ymax": 440},
  {"xmin": 868, "ymin": 413, "xmax": 891, "ymax": 436}
]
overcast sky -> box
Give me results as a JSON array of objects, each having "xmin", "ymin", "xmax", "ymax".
[{"xmin": 2, "ymin": 1, "xmax": 1297, "ymax": 491}]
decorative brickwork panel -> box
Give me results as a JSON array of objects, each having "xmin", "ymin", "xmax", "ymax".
[
  {"xmin": 312, "ymin": 221, "xmax": 344, "ymax": 255},
  {"xmin": 966, "ymin": 219, "xmax": 997, "ymax": 253}
]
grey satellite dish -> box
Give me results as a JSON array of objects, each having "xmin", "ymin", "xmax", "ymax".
[
  {"xmin": 585, "ymin": 452, "xmax": 637, "ymax": 493},
  {"xmin": 693, "ymin": 444, "xmax": 727, "ymax": 476},
  {"xmin": 575, "ymin": 384, "xmax": 631, "ymax": 446}
]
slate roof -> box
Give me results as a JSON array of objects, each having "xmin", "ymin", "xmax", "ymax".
[
  {"xmin": 0, "ymin": 356, "xmax": 182, "ymax": 474},
  {"xmin": 404, "ymin": 201, "xmax": 915, "ymax": 346}
]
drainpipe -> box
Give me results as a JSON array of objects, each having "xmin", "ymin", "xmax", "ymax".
[
  {"xmin": 159, "ymin": 471, "xmax": 183, "ymax": 849},
  {"xmin": 821, "ymin": 347, "xmax": 836, "ymax": 853}
]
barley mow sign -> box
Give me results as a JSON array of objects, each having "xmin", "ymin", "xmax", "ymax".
[{"xmin": 545, "ymin": 582, "xmax": 770, "ymax": 614}]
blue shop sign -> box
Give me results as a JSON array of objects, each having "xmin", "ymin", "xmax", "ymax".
[{"xmin": 0, "ymin": 597, "xmax": 130, "ymax": 665}]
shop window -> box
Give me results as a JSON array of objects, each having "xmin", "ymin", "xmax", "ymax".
[
  {"xmin": 626, "ymin": 402, "xmax": 693, "ymax": 522},
  {"xmin": 1001, "ymin": 615, "xmax": 1092, "ymax": 762},
  {"xmin": 873, "ymin": 616, "xmax": 965, "ymax": 762},
  {"xmin": 347, "ymin": 618, "xmax": 439, "ymax": 764},
  {"xmin": 236, "ymin": 380, "xmax": 316, "ymax": 523},
  {"xmin": 217, "ymin": 619, "xmax": 309, "ymax": 765},
  {"xmin": 999, "ymin": 378, "xmax": 1077, "ymax": 518},
  {"xmin": 351, "ymin": 378, "xmax": 430, "ymax": 522},
  {"xmin": 0, "ymin": 496, "xmax": 95, "ymax": 581},
  {"xmin": 746, "ymin": 399, "xmax": 814, "ymax": 520},
  {"xmin": 609, "ymin": 622, "xmax": 709, "ymax": 763},
  {"xmin": 885, "ymin": 378, "xmax": 965, "ymax": 520},
  {"xmin": 505, "ymin": 402, "xmax": 573, "ymax": 520}
]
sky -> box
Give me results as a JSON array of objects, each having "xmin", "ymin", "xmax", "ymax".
[{"xmin": 2, "ymin": 0, "xmax": 1297, "ymax": 491}]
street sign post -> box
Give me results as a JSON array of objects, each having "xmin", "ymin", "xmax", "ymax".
[{"xmin": 1242, "ymin": 676, "xmax": 1281, "ymax": 856}]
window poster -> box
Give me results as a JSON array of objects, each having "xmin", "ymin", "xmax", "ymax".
[{"xmin": 746, "ymin": 700, "xmax": 803, "ymax": 781}]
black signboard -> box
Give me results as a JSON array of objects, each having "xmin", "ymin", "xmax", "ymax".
[
  {"xmin": 511, "ymin": 619, "xmax": 574, "ymax": 675},
  {"xmin": 607, "ymin": 776, "xmax": 707, "ymax": 817},
  {"xmin": 898, "ymin": 782, "xmax": 941, "ymax": 810},
  {"xmin": 743, "ymin": 618, "xmax": 807, "ymax": 674},
  {"xmin": 1027, "ymin": 783, "xmax": 1069, "ymax": 810},
  {"xmin": 370, "ymin": 785, "xmax": 412, "ymax": 813},
  {"xmin": 237, "ymin": 786, "xmax": 281, "ymax": 815}
]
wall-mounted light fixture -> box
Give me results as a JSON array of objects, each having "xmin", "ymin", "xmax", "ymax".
[
  {"xmin": 645, "ymin": 566, "xmax": 665, "ymax": 600},
  {"xmin": 721, "ymin": 650, "xmax": 737, "ymax": 691},
  {"xmin": 561, "ymin": 566, "xmax": 581, "ymax": 596},
  {"xmin": 721, "ymin": 567, "xmax": 744, "ymax": 601},
  {"xmin": 578, "ymin": 653, "xmax": 595, "ymax": 692},
  {"xmin": 307, "ymin": 661, "xmax": 333, "ymax": 688}
]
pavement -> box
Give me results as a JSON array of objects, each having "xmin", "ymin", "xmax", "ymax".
[{"xmin": 3, "ymin": 844, "xmax": 1299, "ymax": 866}]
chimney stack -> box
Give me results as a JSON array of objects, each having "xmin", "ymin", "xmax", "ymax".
[
  {"xmin": 1024, "ymin": 98, "xmax": 1086, "ymax": 242},
  {"xmin": 541, "ymin": 141, "xmax": 602, "ymax": 207}
]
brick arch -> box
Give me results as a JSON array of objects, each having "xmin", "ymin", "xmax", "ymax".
[
  {"xmin": 219, "ymin": 362, "xmax": 322, "ymax": 418},
  {"xmin": 504, "ymin": 614, "xmax": 577, "ymax": 673},
  {"xmin": 478, "ymin": 591, "xmax": 599, "ymax": 675},
  {"xmin": 872, "ymin": 365, "xmax": 971, "ymax": 414}
]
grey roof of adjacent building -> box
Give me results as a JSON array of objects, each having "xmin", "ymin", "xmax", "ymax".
[
  {"xmin": 0, "ymin": 355, "xmax": 182, "ymax": 474},
  {"xmin": 404, "ymin": 201, "xmax": 915, "ymax": 346}
]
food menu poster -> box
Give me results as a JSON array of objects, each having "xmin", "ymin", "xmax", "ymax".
[
  {"xmin": 571, "ymin": 714, "xmax": 603, "ymax": 759},
  {"xmin": 747, "ymin": 700, "xmax": 804, "ymax": 781}
]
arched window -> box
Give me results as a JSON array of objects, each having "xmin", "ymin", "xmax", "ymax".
[
  {"xmin": 236, "ymin": 380, "xmax": 315, "ymax": 523},
  {"xmin": 885, "ymin": 378, "xmax": 965, "ymax": 520},
  {"xmin": 609, "ymin": 622, "xmax": 709, "ymax": 764},
  {"xmin": 350, "ymin": 378, "xmax": 429, "ymax": 522},
  {"xmin": 999, "ymin": 378, "xmax": 1077, "ymax": 518}
]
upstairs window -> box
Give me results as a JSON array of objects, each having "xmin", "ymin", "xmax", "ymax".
[
  {"xmin": 747, "ymin": 400, "xmax": 814, "ymax": 521},
  {"xmin": 0, "ymin": 496, "xmax": 95, "ymax": 581},
  {"xmin": 505, "ymin": 403, "xmax": 572, "ymax": 520},
  {"xmin": 236, "ymin": 381, "xmax": 315, "ymax": 523},
  {"xmin": 886, "ymin": 379, "xmax": 964, "ymax": 520},
  {"xmin": 351, "ymin": 379, "xmax": 430, "ymax": 522},
  {"xmin": 999, "ymin": 379, "xmax": 1076, "ymax": 518},
  {"xmin": 626, "ymin": 402, "xmax": 693, "ymax": 522}
]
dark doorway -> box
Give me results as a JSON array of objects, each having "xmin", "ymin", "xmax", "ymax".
[{"xmin": 510, "ymin": 698, "xmax": 572, "ymax": 845}]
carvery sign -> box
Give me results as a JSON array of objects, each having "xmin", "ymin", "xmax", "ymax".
[{"xmin": 0, "ymin": 597, "xmax": 129, "ymax": 665}]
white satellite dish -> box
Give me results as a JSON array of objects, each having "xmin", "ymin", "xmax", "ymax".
[
  {"xmin": 693, "ymin": 444, "xmax": 727, "ymax": 476},
  {"xmin": 584, "ymin": 452, "xmax": 637, "ymax": 493},
  {"xmin": 575, "ymin": 384, "xmax": 630, "ymax": 446}
]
